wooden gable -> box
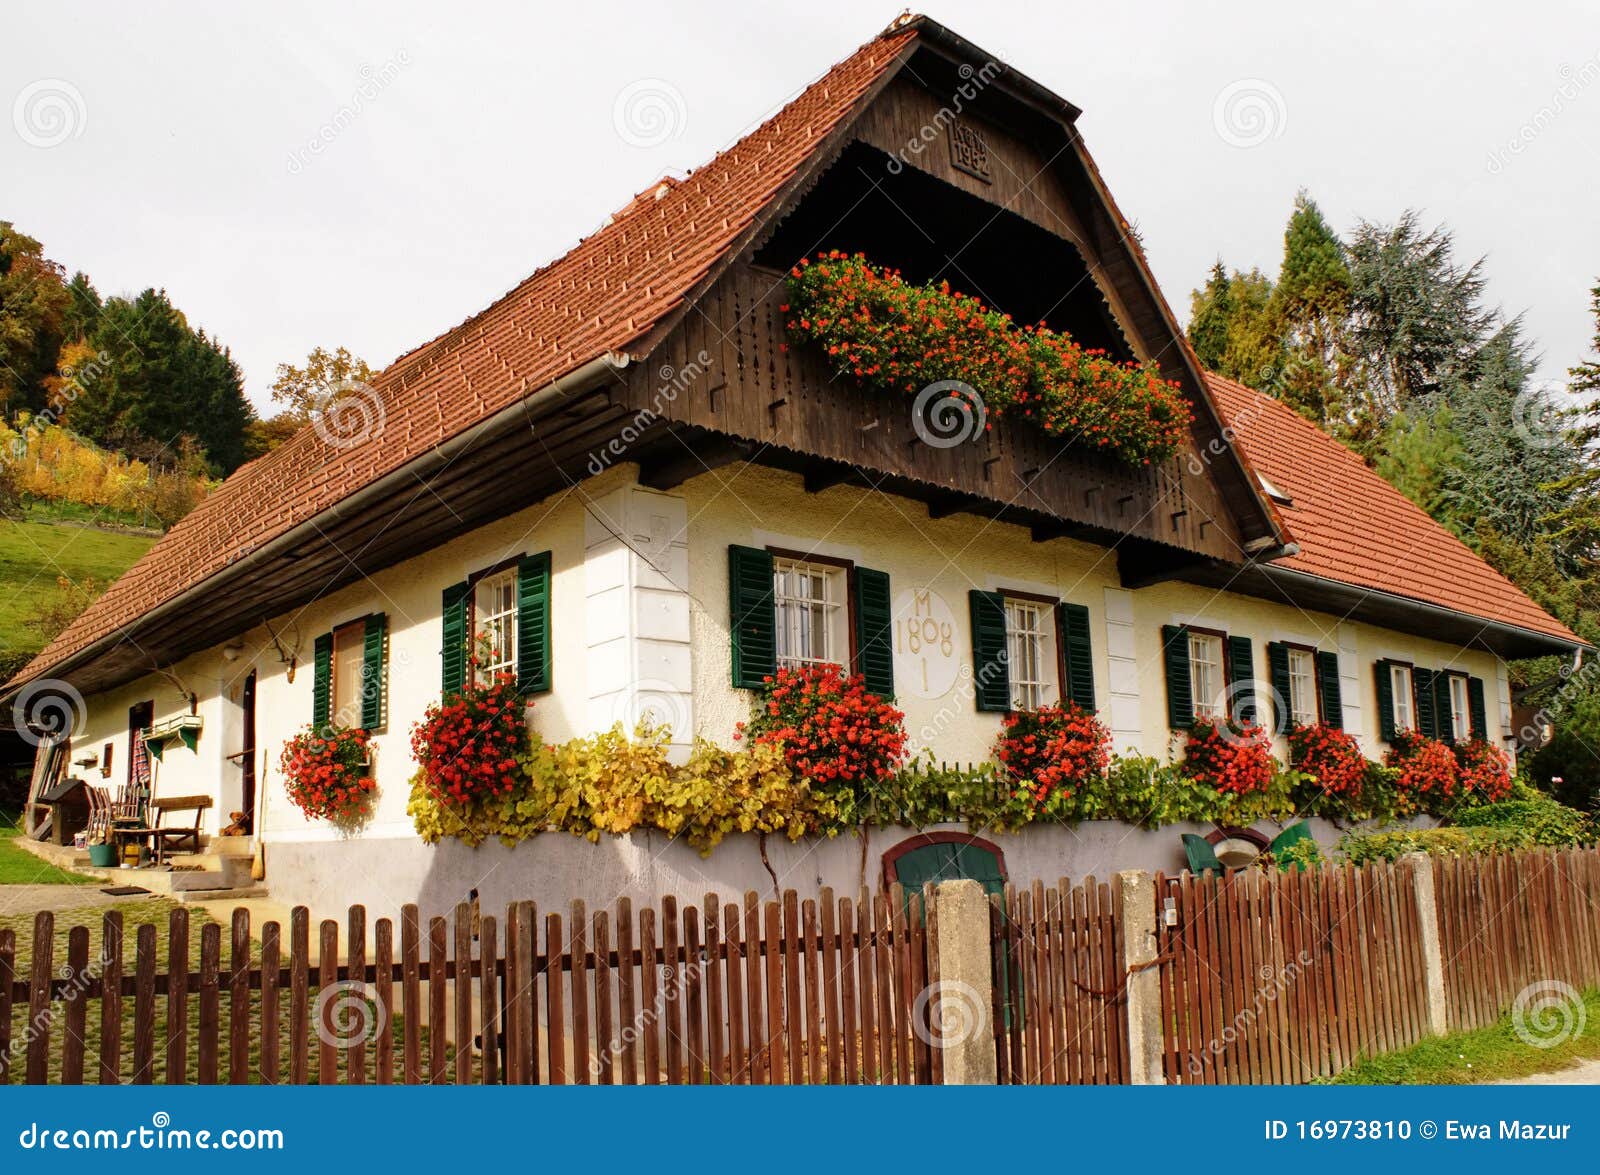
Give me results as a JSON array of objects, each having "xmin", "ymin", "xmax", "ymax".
[{"xmin": 616, "ymin": 32, "xmax": 1284, "ymax": 578}]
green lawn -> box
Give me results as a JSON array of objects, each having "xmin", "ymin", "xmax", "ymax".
[
  {"xmin": 0, "ymin": 809, "xmax": 97, "ymax": 885},
  {"xmin": 0, "ymin": 509, "xmax": 157, "ymax": 661},
  {"xmin": 1332, "ymin": 988, "xmax": 1600, "ymax": 1084}
]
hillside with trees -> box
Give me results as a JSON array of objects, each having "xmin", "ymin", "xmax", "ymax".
[{"xmin": 1189, "ymin": 193, "xmax": 1600, "ymax": 808}]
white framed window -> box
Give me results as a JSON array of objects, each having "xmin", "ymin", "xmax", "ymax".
[
  {"xmin": 1287, "ymin": 647, "xmax": 1318, "ymax": 727},
  {"xmin": 1390, "ymin": 663, "xmax": 1414, "ymax": 732},
  {"xmin": 1189, "ymin": 632, "xmax": 1225, "ymax": 720},
  {"xmin": 1449, "ymin": 674, "xmax": 1471, "ymax": 741},
  {"xmin": 1004, "ymin": 597, "xmax": 1057, "ymax": 711},
  {"xmin": 773, "ymin": 557, "xmax": 849, "ymax": 671},
  {"xmin": 473, "ymin": 567, "xmax": 519, "ymax": 683}
]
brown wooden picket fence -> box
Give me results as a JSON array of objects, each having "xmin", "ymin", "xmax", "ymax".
[
  {"xmin": 0, "ymin": 886, "xmax": 946, "ymax": 1086},
  {"xmin": 1155, "ymin": 859, "xmax": 1431, "ymax": 1084},
  {"xmin": 989, "ymin": 876, "xmax": 1128, "ymax": 1084},
  {"xmin": 6, "ymin": 848, "xmax": 1599, "ymax": 1085},
  {"xmin": 1433, "ymin": 848, "xmax": 1600, "ymax": 1031}
]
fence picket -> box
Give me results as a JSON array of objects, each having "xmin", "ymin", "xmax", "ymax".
[{"xmin": 98, "ymin": 911, "xmax": 122, "ymax": 1084}]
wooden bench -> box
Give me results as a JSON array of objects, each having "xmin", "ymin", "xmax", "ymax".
[{"xmin": 113, "ymin": 795, "xmax": 213, "ymax": 864}]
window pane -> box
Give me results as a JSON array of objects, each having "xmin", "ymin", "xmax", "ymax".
[
  {"xmin": 774, "ymin": 558, "xmax": 846, "ymax": 671},
  {"xmin": 331, "ymin": 620, "xmax": 366, "ymax": 726},
  {"xmin": 1005, "ymin": 599, "xmax": 1054, "ymax": 711},
  {"xmin": 1189, "ymin": 633, "xmax": 1222, "ymax": 719},
  {"xmin": 1287, "ymin": 649, "xmax": 1317, "ymax": 727},
  {"xmin": 1392, "ymin": 666, "xmax": 1413, "ymax": 731},
  {"xmin": 1450, "ymin": 676, "xmax": 1470, "ymax": 740},
  {"xmin": 473, "ymin": 569, "xmax": 519, "ymax": 682}
]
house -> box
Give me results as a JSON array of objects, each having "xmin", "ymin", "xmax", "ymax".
[{"xmin": 4, "ymin": 15, "xmax": 1581, "ymax": 919}]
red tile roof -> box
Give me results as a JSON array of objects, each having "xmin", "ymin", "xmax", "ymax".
[
  {"xmin": 9, "ymin": 21, "xmax": 1578, "ymax": 695},
  {"xmin": 1207, "ymin": 373, "xmax": 1579, "ymax": 645},
  {"xmin": 11, "ymin": 26, "xmax": 916, "ymax": 688}
]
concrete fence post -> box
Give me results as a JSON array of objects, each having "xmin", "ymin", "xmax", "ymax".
[
  {"xmin": 1399, "ymin": 851, "xmax": 1449, "ymax": 1036},
  {"xmin": 1117, "ymin": 869, "xmax": 1165, "ymax": 1085},
  {"xmin": 931, "ymin": 879, "xmax": 997, "ymax": 1085}
]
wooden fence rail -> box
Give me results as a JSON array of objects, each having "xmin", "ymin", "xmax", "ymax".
[
  {"xmin": 1434, "ymin": 848, "xmax": 1600, "ymax": 1031},
  {"xmin": 6, "ymin": 847, "xmax": 1599, "ymax": 1085},
  {"xmin": 989, "ymin": 875, "xmax": 1128, "ymax": 1084},
  {"xmin": 1155, "ymin": 858, "xmax": 1430, "ymax": 1084},
  {"xmin": 0, "ymin": 885, "xmax": 941, "ymax": 1086}
]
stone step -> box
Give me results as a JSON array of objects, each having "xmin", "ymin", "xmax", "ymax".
[{"xmin": 175, "ymin": 886, "xmax": 272, "ymax": 904}]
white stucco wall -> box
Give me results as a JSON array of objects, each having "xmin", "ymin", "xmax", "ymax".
[{"xmin": 55, "ymin": 461, "xmax": 1511, "ymax": 915}]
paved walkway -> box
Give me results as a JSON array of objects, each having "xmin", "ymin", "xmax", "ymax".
[
  {"xmin": 0, "ymin": 883, "xmax": 140, "ymax": 918},
  {"xmin": 1490, "ymin": 1057, "xmax": 1600, "ymax": 1085}
]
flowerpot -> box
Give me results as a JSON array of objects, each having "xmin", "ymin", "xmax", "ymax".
[{"xmin": 88, "ymin": 843, "xmax": 117, "ymax": 867}]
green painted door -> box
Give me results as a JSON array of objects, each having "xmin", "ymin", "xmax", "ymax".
[{"xmin": 891, "ymin": 840, "xmax": 1005, "ymax": 907}]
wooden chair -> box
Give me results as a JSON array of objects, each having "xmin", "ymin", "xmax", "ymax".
[
  {"xmin": 113, "ymin": 795, "xmax": 213, "ymax": 865},
  {"xmin": 85, "ymin": 784, "xmax": 112, "ymax": 843},
  {"xmin": 1268, "ymin": 821, "xmax": 1316, "ymax": 870},
  {"xmin": 1181, "ymin": 833, "xmax": 1225, "ymax": 874}
]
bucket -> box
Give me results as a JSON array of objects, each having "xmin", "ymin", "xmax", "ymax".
[{"xmin": 88, "ymin": 843, "xmax": 118, "ymax": 868}]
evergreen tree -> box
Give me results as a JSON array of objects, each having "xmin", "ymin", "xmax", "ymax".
[
  {"xmin": 69, "ymin": 288, "xmax": 255, "ymax": 475},
  {"xmin": 62, "ymin": 271, "xmax": 101, "ymax": 342},
  {"xmin": 1185, "ymin": 265, "xmax": 1283, "ymax": 390},
  {"xmin": 1543, "ymin": 283, "xmax": 1600, "ymax": 558},
  {"xmin": 1270, "ymin": 192, "xmax": 1352, "ymax": 428}
]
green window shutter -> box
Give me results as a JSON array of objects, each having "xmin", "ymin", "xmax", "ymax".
[
  {"xmin": 1374, "ymin": 661, "xmax": 1397, "ymax": 743},
  {"xmin": 1433, "ymin": 673, "xmax": 1456, "ymax": 745},
  {"xmin": 1058, "ymin": 602, "xmax": 1095, "ymax": 711},
  {"xmin": 1266, "ymin": 642, "xmax": 1292, "ymax": 736},
  {"xmin": 1467, "ymin": 676, "xmax": 1488, "ymax": 740},
  {"xmin": 516, "ymin": 551, "xmax": 552, "ymax": 696},
  {"xmin": 312, "ymin": 632, "xmax": 333, "ymax": 729},
  {"xmin": 441, "ymin": 581, "xmax": 469, "ymax": 699},
  {"xmin": 1162, "ymin": 624, "xmax": 1193, "ymax": 730},
  {"xmin": 1317, "ymin": 650, "xmax": 1343, "ymax": 729},
  {"xmin": 360, "ymin": 613, "xmax": 387, "ymax": 730},
  {"xmin": 1227, "ymin": 635, "xmax": 1255, "ymax": 726},
  {"xmin": 1414, "ymin": 669, "xmax": 1438, "ymax": 740},
  {"xmin": 969, "ymin": 590, "xmax": 1010, "ymax": 712},
  {"xmin": 729, "ymin": 545, "xmax": 776, "ymax": 689},
  {"xmin": 853, "ymin": 567, "xmax": 894, "ymax": 698}
]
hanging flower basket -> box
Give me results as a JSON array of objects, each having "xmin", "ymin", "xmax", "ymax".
[{"xmin": 280, "ymin": 724, "xmax": 375, "ymax": 823}]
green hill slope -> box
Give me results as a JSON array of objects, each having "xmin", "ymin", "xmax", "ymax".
[{"xmin": 0, "ymin": 508, "xmax": 157, "ymax": 676}]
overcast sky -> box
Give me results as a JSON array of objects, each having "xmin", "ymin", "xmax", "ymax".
[{"xmin": 6, "ymin": 1, "xmax": 1598, "ymax": 413}]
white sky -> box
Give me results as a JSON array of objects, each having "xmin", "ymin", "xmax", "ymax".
[{"xmin": 6, "ymin": 1, "xmax": 1598, "ymax": 413}]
